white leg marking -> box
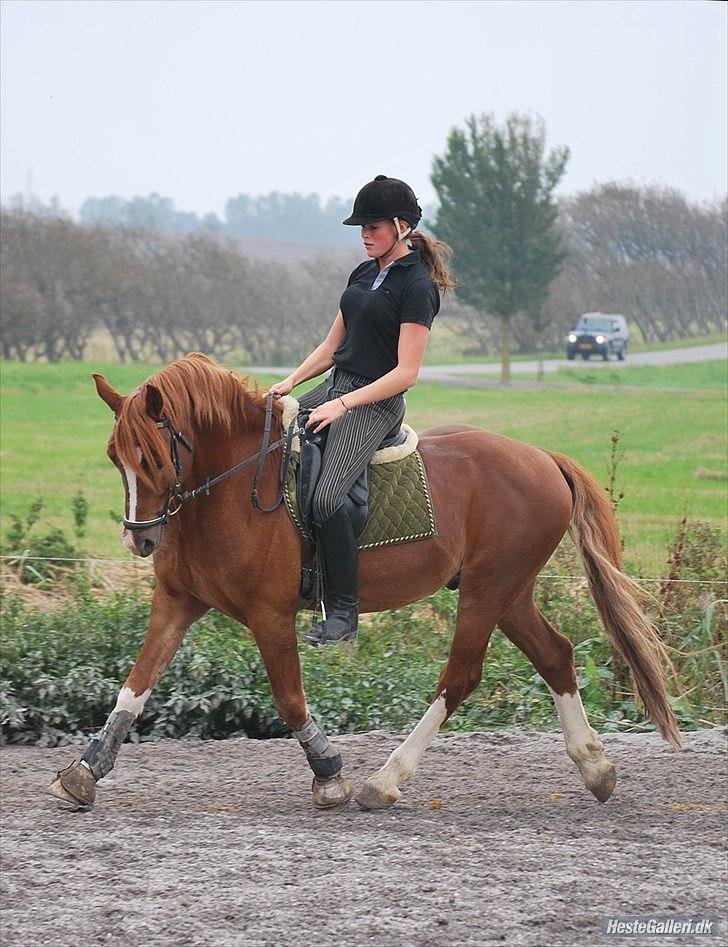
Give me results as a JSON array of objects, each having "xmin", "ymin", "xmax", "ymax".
[
  {"xmin": 549, "ymin": 687, "xmax": 599, "ymax": 759},
  {"xmin": 113, "ymin": 686, "xmax": 151, "ymax": 717},
  {"xmin": 549, "ymin": 687, "xmax": 617, "ymax": 801},
  {"xmin": 381, "ymin": 692, "xmax": 448, "ymax": 785},
  {"xmin": 361, "ymin": 693, "xmax": 448, "ymax": 804}
]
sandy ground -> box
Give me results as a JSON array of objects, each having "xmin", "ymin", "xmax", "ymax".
[{"xmin": 1, "ymin": 727, "xmax": 726, "ymax": 947}]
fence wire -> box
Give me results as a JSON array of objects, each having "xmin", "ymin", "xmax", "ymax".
[{"xmin": 0, "ymin": 554, "xmax": 725, "ymax": 586}]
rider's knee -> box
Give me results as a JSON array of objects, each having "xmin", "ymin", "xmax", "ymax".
[{"xmin": 312, "ymin": 491, "xmax": 341, "ymax": 525}]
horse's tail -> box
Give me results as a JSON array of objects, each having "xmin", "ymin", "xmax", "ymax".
[{"xmin": 549, "ymin": 451, "xmax": 682, "ymax": 750}]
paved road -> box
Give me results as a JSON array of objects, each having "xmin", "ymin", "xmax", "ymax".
[{"xmin": 247, "ymin": 342, "xmax": 727, "ymax": 381}]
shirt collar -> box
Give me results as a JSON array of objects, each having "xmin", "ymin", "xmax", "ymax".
[
  {"xmin": 364, "ymin": 248, "xmax": 420, "ymax": 272},
  {"xmin": 392, "ymin": 249, "xmax": 420, "ymax": 268}
]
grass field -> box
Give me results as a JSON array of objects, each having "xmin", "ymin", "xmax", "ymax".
[
  {"xmin": 1, "ymin": 358, "xmax": 726, "ymax": 575},
  {"xmin": 488, "ymin": 360, "xmax": 727, "ymax": 389}
]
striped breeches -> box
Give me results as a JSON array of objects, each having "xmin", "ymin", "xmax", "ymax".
[{"xmin": 297, "ymin": 367, "xmax": 405, "ymax": 524}]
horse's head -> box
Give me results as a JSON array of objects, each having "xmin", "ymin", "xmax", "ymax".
[
  {"xmin": 94, "ymin": 373, "xmax": 189, "ymax": 558},
  {"xmin": 94, "ymin": 354, "xmax": 269, "ymax": 558}
]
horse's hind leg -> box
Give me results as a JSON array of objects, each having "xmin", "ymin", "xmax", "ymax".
[
  {"xmin": 49, "ymin": 585, "xmax": 207, "ymax": 808},
  {"xmin": 498, "ymin": 587, "xmax": 617, "ymax": 802},
  {"xmin": 356, "ymin": 589, "xmax": 499, "ymax": 810}
]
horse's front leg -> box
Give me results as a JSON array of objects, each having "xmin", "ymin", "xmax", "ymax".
[
  {"xmin": 252, "ymin": 613, "xmax": 355, "ymax": 811},
  {"xmin": 49, "ymin": 585, "xmax": 208, "ymax": 808}
]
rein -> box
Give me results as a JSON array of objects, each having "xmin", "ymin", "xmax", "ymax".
[{"xmin": 122, "ymin": 393, "xmax": 296, "ymax": 532}]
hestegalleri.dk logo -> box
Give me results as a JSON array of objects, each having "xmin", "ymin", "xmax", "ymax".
[{"xmin": 601, "ymin": 916, "xmax": 721, "ymax": 937}]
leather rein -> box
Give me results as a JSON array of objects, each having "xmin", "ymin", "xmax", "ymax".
[{"xmin": 122, "ymin": 393, "xmax": 296, "ymax": 532}]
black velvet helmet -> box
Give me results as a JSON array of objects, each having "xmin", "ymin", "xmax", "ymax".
[{"xmin": 343, "ymin": 175, "xmax": 422, "ymax": 228}]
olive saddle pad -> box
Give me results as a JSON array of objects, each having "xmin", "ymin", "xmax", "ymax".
[{"xmin": 282, "ymin": 429, "xmax": 437, "ymax": 551}]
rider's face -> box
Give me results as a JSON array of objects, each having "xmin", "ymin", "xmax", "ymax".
[{"xmin": 361, "ymin": 220, "xmax": 401, "ymax": 259}]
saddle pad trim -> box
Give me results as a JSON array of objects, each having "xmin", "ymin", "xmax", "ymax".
[{"xmin": 283, "ymin": 455, "xmax": 314, "ymax": 548}]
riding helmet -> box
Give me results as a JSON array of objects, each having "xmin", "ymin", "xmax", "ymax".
[{"xmin": 343, "ymin": 175, "xmax": 422, "ymax": 228}]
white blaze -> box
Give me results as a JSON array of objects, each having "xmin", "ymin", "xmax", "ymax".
[
  {"xmin": 121, "ymin": 449, "xmax": 142, "ymax": 551},
  {"xmin": 123, "ymin": 461, "xmax": 138, "ymax": 522}
]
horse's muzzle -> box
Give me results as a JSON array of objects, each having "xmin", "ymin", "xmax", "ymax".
[
  {"xmin": 137, "ymin": 537, "xmax": 156, "ymax": 557},
  {"xmin": 123, "ymin": 526, "xmax": 161, "ymax": 558}
]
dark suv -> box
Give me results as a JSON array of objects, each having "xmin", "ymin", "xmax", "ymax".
[{"xmin": 566, "ymin": 313, "xmax": 629, "ymax": 361}]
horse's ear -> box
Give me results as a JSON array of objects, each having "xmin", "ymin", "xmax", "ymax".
[
  {"xmin": 92, "ymin": 374, "xmax": 124, "ymax": 415},
  {"xmin": 144, "ymin": 384, "xmax": 164, "ymax": 421}
]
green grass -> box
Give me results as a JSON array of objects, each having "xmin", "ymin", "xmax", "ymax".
[
  {"xmin": 627, "ymin": 333, "xmax": 727, "ymax": 353},
  {"xmin": 551, "ymin": 360, "xmax": 727, "ymax": 389},
  {"xmin": 1, "ymin": 359, "xmax": 726, "ymax": 575},
  {"xmin": 475, "ymin": 360, "xmax": 728, "ymax": 390},
  {"xmin": 404, "ymin": 379, "xmax": 726, "ymax": 572}
]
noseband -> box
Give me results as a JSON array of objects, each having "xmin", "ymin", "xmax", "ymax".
[{"xmin": 121, "ymin": 393, "xmax": 294, "ymax": 532}]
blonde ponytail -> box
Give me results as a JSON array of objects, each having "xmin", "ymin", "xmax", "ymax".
[{"xmin": 409, "ymin": 231, "xmax": 457, "ymax": 293}]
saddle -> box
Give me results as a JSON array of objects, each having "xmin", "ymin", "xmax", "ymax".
[
  {"xmin": 278, "ymin": 395, "xmax": 437, "ymax": 602},
  {"xmin": 295, "ymin": 404, "xmax": 408, "ymax": 539}
]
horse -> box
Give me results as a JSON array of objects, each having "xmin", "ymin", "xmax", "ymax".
[{"xmin": 49, "ymin": 353, "xmax": 681, "ymax": 812}]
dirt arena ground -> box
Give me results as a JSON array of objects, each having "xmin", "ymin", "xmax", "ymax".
[{"xmin": 1, "ymin": 727, "xmax": 725, "ymax": 947}]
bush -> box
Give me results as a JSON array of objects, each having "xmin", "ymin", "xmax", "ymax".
[
  {"xmin": 4, "ymin": 493, "xmax": 88, "ymax": 584},
  {"xmin": 1, "ymin": 521, "xmax": 725, "ymax": 746}
]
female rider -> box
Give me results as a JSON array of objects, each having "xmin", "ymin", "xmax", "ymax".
[{"xmin": 270, "ymin": 175, "xmax": 454, "ymax": 646}]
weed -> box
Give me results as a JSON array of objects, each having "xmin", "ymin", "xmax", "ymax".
[{"xmin": 3, "ymin": 494, "xmax": 87, "ymax": 583}]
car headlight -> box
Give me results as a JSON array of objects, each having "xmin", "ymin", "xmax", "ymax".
[
  {"xmin": 568, "ymin": 334, "xmax": 577, "ymax": 343},
  {"xmin": 595, "ymin": 335, "xmax": 606, "ymax": 344}
]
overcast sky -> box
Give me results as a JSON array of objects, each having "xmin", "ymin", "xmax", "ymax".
[{"xmin": 1, "ymin": 0, "xmax": 726, "ymax": 217}]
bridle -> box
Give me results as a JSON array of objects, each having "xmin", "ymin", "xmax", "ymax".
[{"xmin": 122, "ymin": 393, "xmax": 296, "ymax": 532}]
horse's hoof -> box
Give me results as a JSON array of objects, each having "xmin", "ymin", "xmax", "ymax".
[
  {"xmin": 312, "ymin": 773, "xmax": 355, "ymax": 811},
  {"xmin": 581, "ymin": 760, "xmax": 617, "ymax": 803},
  {"xmin": 355, "ymin": 774, "xmax": 401, "ymax": 810},
  {"xmin": 48, "ymin": 761, "xmax": 96, "ymax": 808}
]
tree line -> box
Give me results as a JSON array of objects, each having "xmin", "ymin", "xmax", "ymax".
[
  {"xmin": 4, "ymin": 189, "xmax": 362, "ymax": 245},
  {"xmin": 0, "ymin": 214, "xmax": 360, "ymax": 364},
  {"xmin": 2, "ymin": 111, "xmax": 725, "ymax": 367},
  {"xmin": 430, "ymin": 180, "xmax": 726, "ymax": 364}
]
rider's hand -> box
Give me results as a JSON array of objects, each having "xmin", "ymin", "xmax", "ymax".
[
  {"xmin": 269, "ymin": 377, "xmax": 294, "ymax": 400},
  {"xmin": 305, "ymin": 398, "xmax": 349, "ymax": 433}
]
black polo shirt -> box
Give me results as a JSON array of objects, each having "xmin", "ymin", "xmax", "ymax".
[{"xmin": 333, "ymin": 249, "xmax": 440, "ymax": 382}]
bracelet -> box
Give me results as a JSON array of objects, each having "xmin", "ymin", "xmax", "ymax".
[{"xmin": 339, "ymin": 396, "xmax": 350, "ymax": 413}]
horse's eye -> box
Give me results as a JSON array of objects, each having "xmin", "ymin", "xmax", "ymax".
[{"xmin": 143, "ymin": 455, "xmax": 165, "ymax": 474}]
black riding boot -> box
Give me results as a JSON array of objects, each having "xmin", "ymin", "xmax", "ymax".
[{"xmin": 305, "ymin": 504, "xmax": 359, "ymax": 646}]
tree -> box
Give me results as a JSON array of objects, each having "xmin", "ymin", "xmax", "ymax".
[
  {"xmin": 0, "ymin": 212, "xmax": 98, "ymax": 361},
  {"xmin": 557, "ymin": 184, "xmax": 727, "ymax": 343},
  {"xmin": 431, "ymin": 112, "xmax": 569, "ymax": 382}
]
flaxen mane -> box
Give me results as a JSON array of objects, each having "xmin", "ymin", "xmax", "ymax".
[{"xmin": 114, "ymin": 353, "xmax": 268, "ymax": 488}]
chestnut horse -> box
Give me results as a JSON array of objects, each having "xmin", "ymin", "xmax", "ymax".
[{"xmin": 50, "ymin": 353, "xmax": 680, "ymax": 812}]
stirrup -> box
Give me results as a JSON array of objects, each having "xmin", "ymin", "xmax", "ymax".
[
  {"xmin": 304, "ymin": 622, "xmax": 358, "ymax": 648},
  {"xmin": 304, "ymin": 602, "xmax": 359, "ymax": 647}
]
